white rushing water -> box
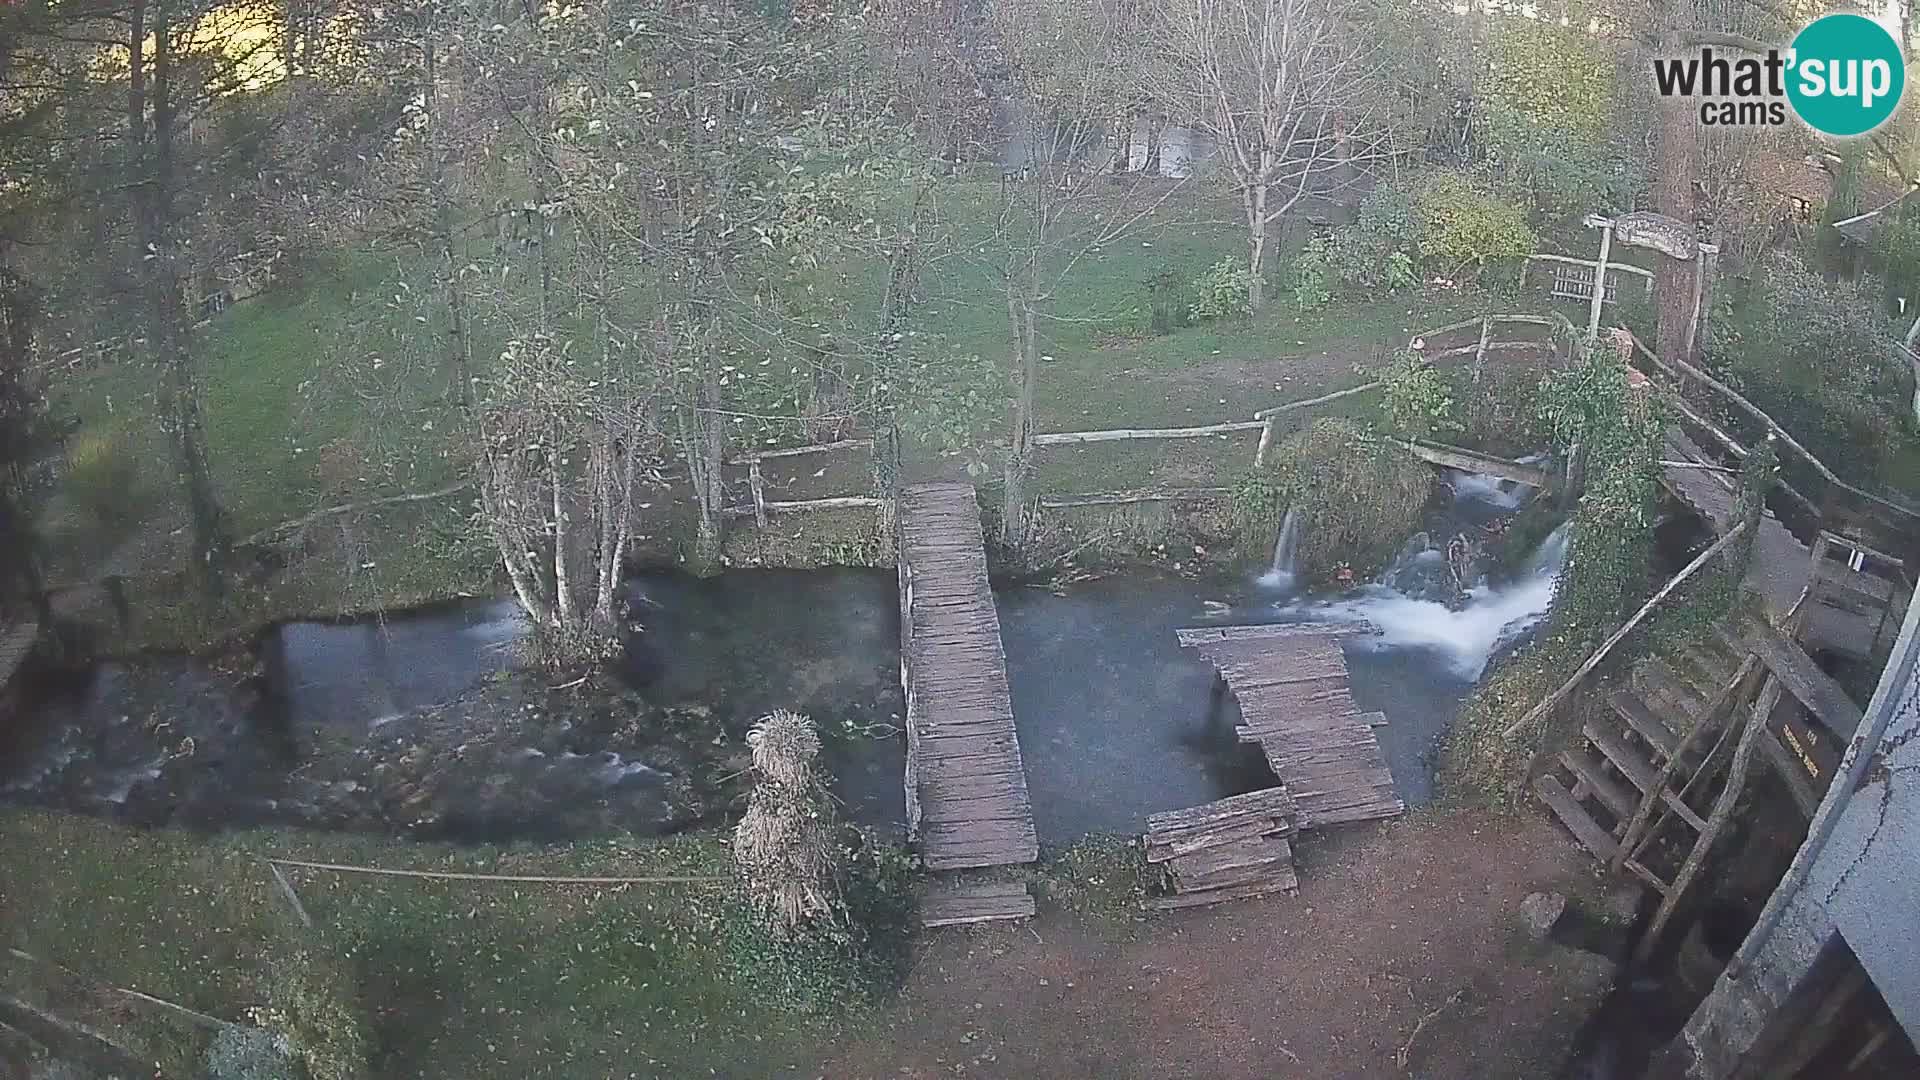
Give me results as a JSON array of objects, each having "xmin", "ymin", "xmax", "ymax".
[
  {"xmin": 1300, "ymin": 524, "xmax": 1571, "ymax": 681},
  {"xmin": 1256, "ymin": 506, "xmax": 1305, "ymax": 590}
]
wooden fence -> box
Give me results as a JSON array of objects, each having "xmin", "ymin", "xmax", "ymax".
[
  {"xmin": 1623, "ymin": 331, "xmax": 1920, "ymax": 546},
  {"xmin": 721, "ymin": 438, "xmax": 889, "ymax": 527},
  {"xmin": 1025, "ymin": 313, "xmax": 1571, "ymax": 512}
]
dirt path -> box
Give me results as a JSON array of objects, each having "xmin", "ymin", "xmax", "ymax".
[{"xmin": 805, "ymin": 808, "xmax": 1616, "ymax": 1080}]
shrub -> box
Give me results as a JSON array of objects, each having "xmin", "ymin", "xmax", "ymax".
[
  {"xmin": 250, "ymin": 947, "xmax": 371, "ymax": 1080},
  {"xmin": 1378, "ymin": 348, "xmax": 1457, "ymax": 438},
  {"xmin": 1290, "ymin": 239, "xmax": 1334, "ymax": 310},
  {"xmin": 1188, "ymin": 258, "xmax": 1257, "ymax": 321},
  {"xmin": 64, "ymin": 428, "xmax": 140, "ymax": 533},
  {"xmin": 1715, "ymin": 256, "xmax": 1905, "ymax": 487},
  {"xmin": 1232, "ymin": 418, "xmax": 1432, "ymax": 584},
  {"xmin": 1324, "ymin": 185, "xmax": 1419, "ymax": 291},
  {"xmin": 1412, "ymin": 170, "xmax": 1536, "ymax": 278}
]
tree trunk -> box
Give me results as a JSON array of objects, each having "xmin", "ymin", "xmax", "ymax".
[
  {"xmin": 1653, "ymin": 17, "xmax": 1701, "ymax": 363},
  {"xmin": 1246, "ymin": 183, "xmax": 1269, "ymax": 311},
  {"xmin": 140, "ymin": 1, "xmax": 229, "ymax": 596},
  {"xmin": 999, "ymin": 289, "xmax": 1039, "ymax": 547}
]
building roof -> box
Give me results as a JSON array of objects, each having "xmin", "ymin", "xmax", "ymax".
[{"xmin": 1831, "ymin": 188, "xmax": 1917, "ymax": 247}]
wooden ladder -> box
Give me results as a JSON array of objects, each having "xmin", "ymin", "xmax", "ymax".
[{"xmin": 1534, "ymin": 628, "xmax": 1749, "ymax": 896}]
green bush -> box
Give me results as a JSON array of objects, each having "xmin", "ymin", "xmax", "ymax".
[
  {"xmin": 1290, "ymin": 238, "xmax": 1334, "ymax": 310},
  {"xmin": 1412, "ymin": 170, "xmax": 1536, "ymax": 278},
  {"xmin": 1714, "ymin": 257, "xmax": 1907, "ymax": 488},
  {"xmin": 1378, "ymin": 348, "xmax": 1457, "ymax": 438},
  {"xmin": 1324, "ymin": 185, "xmax": 1419, "ymax": 290},
  {"xmin": 64, "ymin": 428, "xmax": 141, "ymax": 533},
  {"xmin": 1232, "ymin": 418, "xmax": 1432, "ymax": 585},
  {"xmin": 1188, "ymin": 258, "xmax": 1257, "ymax": 321}
]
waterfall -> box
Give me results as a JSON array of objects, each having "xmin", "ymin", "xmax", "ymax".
[
  {"xmin": 1302, "ymin": 524, "xmax": 1571, "ymax": 681},
  {"xmin": 1257, "ymin": 506, "xmax": 1304, "ymax": 589}
]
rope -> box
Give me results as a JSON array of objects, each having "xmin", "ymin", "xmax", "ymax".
[{"xmin": 265, "ymin": 857, "xmax": 727, "ymax": 886}]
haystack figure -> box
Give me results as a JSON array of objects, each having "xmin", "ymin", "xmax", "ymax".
[{"xmin": 733, "ymin": 710, "xmax": 843, "ymax": 934}]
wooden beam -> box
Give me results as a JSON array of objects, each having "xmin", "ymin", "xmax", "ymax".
[
  {"xmin": 1254, "ymin": 380, "xmax": 1382, "ymax": 419},
  {"xmin": 1037, "ymin": 487, "xmax": 1229, "ymax": 509},
  {"xmin": 724, "ymin": 437, "xmax": 873, "ymax": 466},
  {"xmin": 1175, "ymin": 622, "xmax": 1377, "ymax": 647},
  {"xmin": 1504, "ymin": 522, "xmax": 1749, "ymax": 739},
  {"xmin": 1633, "ymin": 677, "xmax": 1782, "ymax": 967},
  {"xmin": 720, "ymin": 496, "xmax": 890, "ymax": 519},
  {"xmin": 1031, "ymin": 420, "xmax": 1266, "ymax": 446},
  {"xmin": 1401, "ymin": 439, "xmax": 1553, "ymax": 488},
  {"xmin": 1526, "ymin": 252, "xmax": 1655, "ymax": 279}
]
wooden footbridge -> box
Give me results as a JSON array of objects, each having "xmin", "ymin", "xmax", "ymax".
[
  {"xmin": 1143, "ymin": 623, "xmax": 1406, "ymax": 909},
  {"xmin": 897, "ymin": 482, "xmax": 1039, "ymax": 924},
  {"xmin": 1179, "ymin": 623, "xmax": 1405, "ymax": 828}
]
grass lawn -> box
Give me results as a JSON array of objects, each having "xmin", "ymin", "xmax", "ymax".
[
  {"xmin": 34, "ymin": 181, "xmax": 1493, "ymax": 644},
  {"xmin": 0, "ymin": 811, "xmax": 910, "ymax": 1079}
]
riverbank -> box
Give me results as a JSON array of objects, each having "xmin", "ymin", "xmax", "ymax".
[
  {"xmin": 38, "ymin": 275, "xmax": 1484, "ymax": 658},
  {"xmin": 0, "ymin": 806, "xmax": 1622, "ymax": 1079}
]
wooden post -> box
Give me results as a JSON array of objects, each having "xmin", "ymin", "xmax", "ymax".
[
  {"xmin": 749, "ymin": 459, "xmax": 767, "ymax": 527},
  {"xmin": 1502, "ymin": 521, "xmax": 1748, "ymax": 739},
  {"xmin": 1471, "ymin": 315, "xmax": 1493, "ymax": 385},
  {"xmin": 1254, "ymin": 417, "xmax": 1276, "ymax": 469},
  {"xmin": 1683, "ymin": 243, "xmax": 1715, "ymax": 362},
  {"xmin": 1632, "ymin": 677, "xmax": 1782, "ymax": 967},
  {"xmin": 1587, "ymin": 223, "xmax": 1613, "ymax": 341}
]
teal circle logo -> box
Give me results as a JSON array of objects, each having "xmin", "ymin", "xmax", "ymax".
[{"xmin": 1787, "ymin": 14, "xmax": 1906, "ymax": 137}]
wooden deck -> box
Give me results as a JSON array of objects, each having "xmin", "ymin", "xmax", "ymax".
[
  {"xmin": 1178, "ymin": 624, "xmax": 1405, "ymax": 828},
  {"xmin": 1660, "ymin": 429, "xmax": 1811, "ymax": 619},
  {"xmin": 1661, "ymin": 430, "xmax": 1888, "ymax": 657},
  {"xmin": 897, "ymin": 483, "xmax": 1039, "ymax": 871},
  {"xmin": 0, "ymin": 621, "xmax": 37, "ymax": 692}
]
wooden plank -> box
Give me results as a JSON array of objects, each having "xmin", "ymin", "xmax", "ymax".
[
  {"xmin": 1559, "ymin": 750, "xmax": 1636, "ymax": 821},
  {"xmin": 921, "ymin": 881, "xmax": 1037, "ymax": 927},
  {"xmin": 1175, "ymin": 622, "xmax": 1375, "ymax": 647},
  {"xmin": 1535, "ymin": 774, "xmax": 1621, "ymax": 861},
  {"xmin": 1148, "ymin": 872, "xmax": 1298, "ymax": 911},
  {"xmin": 1169, "ymin": 836, "xmax": 1293, "ymax": 883},
  {"xmin": 1400, "ymin": 439, "xmax": 1553, "ymax": 488},
  {"xmin": 1741, "ymin": 618, "xmax": 1864, "ymax": 738},
  {"xmin": 1144, "ymin": 787, "xmax": 1297, "ymax": 840},
  {"xmin": 1146, "ymin": 818, "xmax": 1279, "ymax": 863},
  {"xmin": 1608, "ymin": 690, "xmax": 1681, "ymax": 759},
  {"xmin": 1038, "ymin": 487, "xmax": 1229, "ymax": 509},
  {"xmin": 1031, "ymin": 420, "xmax": 1266, "ymax": 446},
  {"xmin": 1758, "ymin": 728, "xmax": 1823, "ymax": 818},
  {"xmin": 1584, "ymin": 722, "xmax": 1708, "ymax": 832},
  {"xmin": 1640, "ymin": 661, "xmax": 1708, "ymax": 721}
]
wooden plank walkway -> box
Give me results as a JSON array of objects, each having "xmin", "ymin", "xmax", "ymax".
[
  {"xmin": 898, "ymin": 483, "xmax": 1038, "ymax": 871},
  {"xmin": 1180, "ymin": 625, "xmax": 1405, "ymax": 828},
  {"xmin": 1660, "ymin": 428, "xmax": 1811, "ymax": 618},
  {"xmin": 1660, "ymin": 429, "xmax": 1882, "ymax": 656},
  {"xmin": 0, "ymin": 621, "xmax": 38, "ymax": 692}
]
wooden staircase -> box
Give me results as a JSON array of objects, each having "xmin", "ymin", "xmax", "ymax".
[
  {"xmin": 1534, "ymin": 627, "xmax": 1745, "ymax": 895},
  {"xmin": 1536, "ymin": 605, "xmax": 1874, "ymax": 961}
]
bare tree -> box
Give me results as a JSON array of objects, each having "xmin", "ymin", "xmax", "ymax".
[
  {"xmin": 975, "ymin": 0, "xmax": 1188, "ymax": 546},
  {"xmin": 1153, "ymin": 0, "xmax": 1392, "ymax": 310}
]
